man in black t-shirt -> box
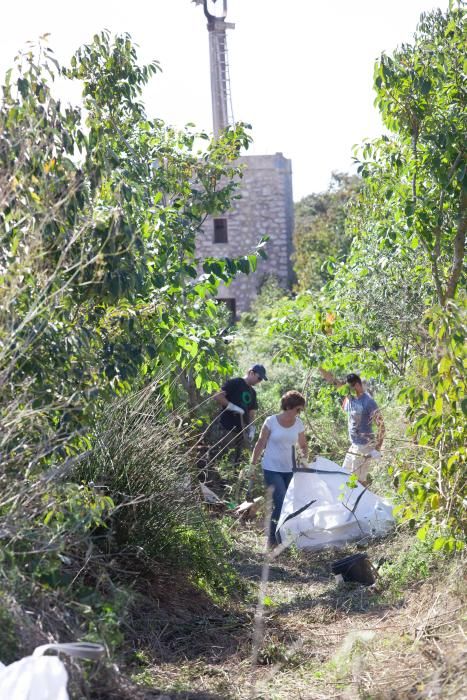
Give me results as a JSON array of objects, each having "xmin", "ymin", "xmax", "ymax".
[{"xmin": 212, "ymin": 364, "xmax": 268, "ymax": 464}]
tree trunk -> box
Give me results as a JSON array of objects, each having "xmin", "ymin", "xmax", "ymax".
[
  {"xmin": 179, "ymin": 368, "xmax": 202, "ymax": 410},
  {"xmin": 444, "ymin": 187, "xmax": 466, "ymax": 303}
]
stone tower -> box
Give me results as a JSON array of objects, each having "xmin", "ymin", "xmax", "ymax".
[{"xmin": 195, "ymin": 0, "xmax": 294, "ymax": 316}]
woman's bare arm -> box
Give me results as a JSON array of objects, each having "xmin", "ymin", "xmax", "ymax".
[{"xmin": 251, "ymin": 424, "xmax": 271, "ymax": 465}]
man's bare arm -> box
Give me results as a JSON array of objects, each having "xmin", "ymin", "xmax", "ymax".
[
  {"xmin": 373, "ymin": 410, "xmax": 385, "ymax": 450},
  {"xmin": 318, "ymin": 368, "xmax": 346, "ymax": 388},
  {"xmin": 247, "ymin": 409, "xmax": 256, "ymax": 425},
  {"xmin": 298, "ymin": 431, "xmax": 309, "ymax": 462},
  {"xmin": 212, "ymin": 390, "xmax": 229, "ymax": 408}
]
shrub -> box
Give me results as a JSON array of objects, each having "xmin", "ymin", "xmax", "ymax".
[
  {"xmin": 79, "ymin": 385, "xmax": 240, "ymax": 597},
  {"xmin": 395, "ymin": 302, "xmax": 466, "ymax": 551}
]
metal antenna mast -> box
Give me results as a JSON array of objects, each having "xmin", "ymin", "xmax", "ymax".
[{"xmin": 194, "ymin": 0, "xmax": 235, "ymax": 136}]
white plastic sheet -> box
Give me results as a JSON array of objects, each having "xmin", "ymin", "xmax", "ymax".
[
  {"xmin": 276, "ymin": 456, "xmax": 394, "ymax": 551},
  {"xmin": 0, "ymin": 655, "xmax": 69, "ymax": 700},
  {"xmin": 0, "ymin": 642, "xmax": 105, "ymax": 700}
]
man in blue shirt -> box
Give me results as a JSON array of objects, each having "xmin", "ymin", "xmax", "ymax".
[{"xmin": 319, "ymin": 370, "xmax": 385, "ymax": 485}]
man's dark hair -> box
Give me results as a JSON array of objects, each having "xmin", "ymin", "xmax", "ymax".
[{"xmin": 346, "ymin": 373, "xmax": 362, "ymax": 386}]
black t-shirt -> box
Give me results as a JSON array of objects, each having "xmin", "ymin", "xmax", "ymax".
[{"xmin": 220, "ymin": 377, "xmax": 258, "ymax": 431}]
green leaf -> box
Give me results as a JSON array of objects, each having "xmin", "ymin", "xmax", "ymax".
[
  {"xmin": 43, "ymin": 510, "xmax": 55, "ymax": 526},
  {"xmin": 433, "ymin": 537, "xmax": 446, "ymax": 551},
  {"xmin": 17, "ymin": 77, "xmax": 29, "ymax": 98},
  {"xmin": 416, "ymin": 523, "xmax": 429, "ymax": 542},
  {"xmin": 177, "ymin": 337, "xmax": 198, "ymax": 358},
  {"xmin": 247, "ymin": 254, "xmax": 257, "ymax": 272},
  {"xmin": 438, "ymin": 356, "xmax": 452, "ymax": 374}
]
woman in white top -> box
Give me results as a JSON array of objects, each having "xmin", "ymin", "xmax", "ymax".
[{"xmin": 251, "ymin": 391, "xmax": 308, "ymax": 547}]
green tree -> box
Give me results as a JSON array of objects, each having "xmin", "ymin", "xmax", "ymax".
[
  {"xmin": 265, "ymin": 5, "xmax": 466, "ymax": 548},
  {"xmin": 0, "ymin": 33, "xmax": 258, "ymax": 648},
  {"xmin": 278, "ymin": 5, "xmax": 466, "ymax": 375},
  {"xmin": 0, "ymin": 33, "xmax": 264, "ymax": 473},
  {"xmin": 293, "ymin": 172, "xmax": 361, "ymax": 291},
  {"xmin": 360, "ymin": 5, "xmax": 466, "ymax": 306},
  {"xmin": 396, "ymin": 301, "xmax": 466, "ymax": 550}
]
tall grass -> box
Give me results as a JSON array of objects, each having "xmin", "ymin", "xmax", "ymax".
[{"xmin": 79, "ymin": 383, "xmax": 237, "ymax": 596}]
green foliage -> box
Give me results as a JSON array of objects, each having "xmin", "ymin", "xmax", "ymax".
[
  {"xmin": 0, "ymin": 598, "xmax": 19, "ymax": 664},
  {"xmin": 362, "ymin": 5, "xmax": 466, "ymax": 306},
  {"xmin": 1, "ymin": 482, "xmax": 114, "ymax": 589},
  {"xmin": 262, "ymin": 6, "xmax": 466, "ymax": 549},
  {"xmin": 378, "ymin": 534, "xmax": 441, "ymax": 599},
  {"xmin": 293, "ymin": 172, "xmax": 361, "ymax": 291},
  {"xmin": 283, "ymin": 4, "xmax": 465, "ymax": 380},
  {"xmin": 234, "ymin": 281, "xmax": 349, "ymax": 459},
  {"xmin": 394, "ymin": 301, "xmax": 466, "ymax": 549},
  {"xmin": 41, "ymin": 484, "xmax": 114, "ymax": 533},
  {"xmin": 80, "ymin": 595, "xmax": 126, "ymax": 652},
  {"xmin": 0, "ymin": 31, "xmax": 256, "ymax": 674},
  {"xmin": 79, "ymin": 386, "xmax": 241, "ymax": 598},
  {"xmin": 0, "ymin": 32, "xmax": 262, "ymax": 478},
  {"xmin": 0, "ymin": 476, "xmax": 129, "ymax": 658}
]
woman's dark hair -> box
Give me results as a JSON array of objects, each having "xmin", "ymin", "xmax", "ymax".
[{"xmin": 281, "ymin": 390, "xmax": 306, "ymax": 411}]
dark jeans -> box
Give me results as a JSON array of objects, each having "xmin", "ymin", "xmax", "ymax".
[
  {"xmin": 217, "ymin": 425, "xmax": 245, "ymax": 467},
  {"xmin": 263, "ymin": 470, "xmax": 293, "ymax": 546},
  {"xmin": 206, "ymin": 420, "xmax": 246, "ymax": 468}
]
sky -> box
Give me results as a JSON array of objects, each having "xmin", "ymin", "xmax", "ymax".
[{"xmin": 1, "ymin": 0, "xmax": 449, "ymax": 201}]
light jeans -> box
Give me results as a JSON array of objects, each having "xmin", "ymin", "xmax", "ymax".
[{"xmin": 342, "ymin": 443, "xmax": 374, "ymax": 481}]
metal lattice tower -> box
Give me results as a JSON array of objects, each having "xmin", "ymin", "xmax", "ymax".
[{"xmin": 194, "ymin": 1, "xmax": 235, "ymax": 136}]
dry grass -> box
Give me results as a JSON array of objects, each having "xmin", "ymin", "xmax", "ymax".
[
  {"xmin": 3, "ymin": 493, "xmax": 463, "ymax": 700},
  {"xmin": 132, "ymin": 525, "xmax": 466, "ymax": 700}
]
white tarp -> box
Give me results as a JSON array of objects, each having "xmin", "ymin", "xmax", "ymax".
[
  {"xmin": 0, "ymin": 643, "xmax": 104, "ymax": 700},
  {"xmin": 276, "ymin": 456, "xmax": 394, "ymax": 551},
  {"xmin": 0, "ymin": 655, "xmax": 69, "ymax": 700}
]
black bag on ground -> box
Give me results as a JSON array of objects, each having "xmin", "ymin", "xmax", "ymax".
[{"xmin": 331, "ymin": 553, "xmax": 375, "ymax": 586}]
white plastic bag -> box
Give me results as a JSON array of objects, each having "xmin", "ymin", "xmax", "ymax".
[
  {"xmin": 0, "ymin": 655, "xmax": 69, "ymax": 700},
  {"xmin": 0, "ymin": 642, "xmax": 105, "ymax": 700},
  {"xmin": 276, "ymin": 456, "xmax": 394, "ymax": 551}
]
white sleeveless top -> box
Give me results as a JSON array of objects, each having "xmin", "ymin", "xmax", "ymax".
[{"xmin": 261, "ymin": 414, "xmax": 305, "ymax": 472}]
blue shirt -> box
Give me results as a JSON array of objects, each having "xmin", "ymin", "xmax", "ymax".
[{"xmin": 345, "ymin": 392, "xmax": 379, "ymax": 445}]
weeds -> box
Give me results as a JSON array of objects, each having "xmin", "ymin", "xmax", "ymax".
[
  {"xmin": 0, "ymin": 598, "xmax": 19, "ymax": 664},
  {"xmin": 377, "ymin": 533, "xmax": 443, "ymax": 600},
  {"xmin": 79, "ymin": 384, "xmax": 241, "ymax": 599}
]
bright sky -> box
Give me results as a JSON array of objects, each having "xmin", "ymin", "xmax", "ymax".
[{"xmin": 1, "ymin": 0, "xmax": 448, "ymax": 201}]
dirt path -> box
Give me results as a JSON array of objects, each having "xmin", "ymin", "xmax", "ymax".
[{"xmin": 138, "ymin": 524, "xmax": 465, "ymax": 700}]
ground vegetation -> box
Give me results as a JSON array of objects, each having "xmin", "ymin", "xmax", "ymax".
[{"xmin": 0, "ymin": 6, "xmax": 465, "ymax": 699}]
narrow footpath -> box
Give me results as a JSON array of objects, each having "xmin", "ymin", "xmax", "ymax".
[{"xmin": 137, "ymin": 524, "xmax": 465, "ymax": 700}]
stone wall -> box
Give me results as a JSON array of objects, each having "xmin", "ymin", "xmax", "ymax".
[{"xmin": 196, "ymin": 152, "xmax": 294, "ymax": 315}]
